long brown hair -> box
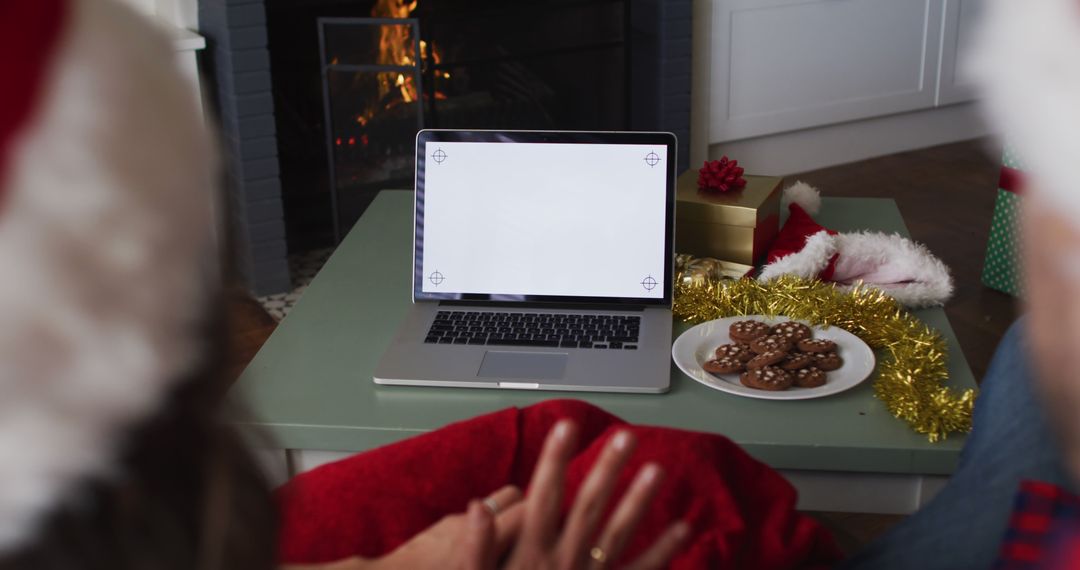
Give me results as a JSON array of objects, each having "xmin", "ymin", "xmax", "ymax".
[{"xmin": 0, "ymin": 301, "xmax": 278, "ymax": 569}]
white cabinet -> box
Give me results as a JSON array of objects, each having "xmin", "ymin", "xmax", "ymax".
[
  {"xmin": 117, "ymin": 0, "xmax": 199, "ymax": 31},
  {"xmin": 937, "ymin": 0, "xmax": 981, "ymax": 105},
  {"xmin": 709, "ymin": 0, "xmax": 979, "ymax": 145},
  {"xmin": 173, "ymin": 27, "xmax": 207, "ymax": 120}
]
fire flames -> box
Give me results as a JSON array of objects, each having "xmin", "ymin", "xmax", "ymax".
[
  {"xmin": 335, "ymin": 0, "xmax": 448, "ymax": 150},
  {"xmin": 370, "ymin": 0, "xmax": 448, "ymax": 107}
]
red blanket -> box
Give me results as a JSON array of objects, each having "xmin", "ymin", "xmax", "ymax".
[{"xmin": 277, "ymin": 400, "xmax": 842, "ymax": 568}]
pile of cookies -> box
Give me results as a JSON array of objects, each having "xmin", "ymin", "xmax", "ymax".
[{"xmin": 703, "ymin": 319, "xmax": 844, "ymax": 391}]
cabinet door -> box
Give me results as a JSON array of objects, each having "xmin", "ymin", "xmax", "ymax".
[
  {"xmin": 710, "ymin": 0, "xmax": 945, "ymax": 143},
  {"xmin": 937, "ymin": 0, "xmax": 981, "ymax": 106}
]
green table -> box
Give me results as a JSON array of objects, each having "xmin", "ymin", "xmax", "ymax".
[{"xmin": 235, "ymin": 191, "xmax": 976, "ymax": 514}]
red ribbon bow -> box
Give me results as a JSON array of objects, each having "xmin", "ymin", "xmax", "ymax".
[{"xmin": 698, "ymin": 156, "xmax": 747, "ymax": 193}]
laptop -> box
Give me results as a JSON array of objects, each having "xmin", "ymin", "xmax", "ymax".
[{"xmin": 373, "ymin": 129, "xmax": 676, "ymax": 393}]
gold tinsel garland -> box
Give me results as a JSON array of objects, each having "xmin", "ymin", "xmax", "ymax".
[{"xmin": 673, "ymin": 273, "xmax": 976, "ymax": 442}]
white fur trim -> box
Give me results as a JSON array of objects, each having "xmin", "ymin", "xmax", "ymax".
[
  {"xmin": 0, "ymin": 0, "xmax": 216, "ymax": 551},
  {"xmin": 831, "ymin": 232, "xmax": 954, "ymax": 308},
  {"xmin": 781, "ymin": 181, "xmax": 821, "ymax": 215},
  {"xmin": 759, "ymin": 232, "xmax": 954, "ymax": 308},
  {"xmin": 757, "ymin": 231, "xmax": 837, "ymax": 281},
  {"xmin": 966, "ymin": 0, "xmax": 1080, "ymax": 217}
]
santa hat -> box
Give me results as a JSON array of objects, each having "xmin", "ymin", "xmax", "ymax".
[
  {"xmin": 966, "ymin": 0, "xmax": 1080, "ymax": 220},
  {"xmin": 759, "ymin": 183, "xmax": 954, "ymax": 308},
  {"xmin": 0, "ymin": 0, "xmax": 216, "ymax": 552}
]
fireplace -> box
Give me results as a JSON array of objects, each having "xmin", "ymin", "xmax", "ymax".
[{"xmin": 200, "ymin": 0, "xmax": 690, "ymax": 295}]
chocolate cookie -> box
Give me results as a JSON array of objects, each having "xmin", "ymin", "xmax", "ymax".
[
  {"xmin": 729, "ymin": 320, "xmax": 770, "ymax": 343},
  {"xmin": 734, "ymin": 344, "xmax": 755, "ymax": 362},
  {"xmin": 771, "ymin": 321, "xmax": 813, "ymax": 342},
  {"xmin": 749, "ymin": 334, "xmax": 793, "ymax": 355},
  {"xmin": 797, "ymin": 338, "xmax": 837, "ymax": 353},
  {"xmin": 714, "ymin": 343, "xmax": 754, "ymax": 363},
  {"xmin": 703, "ymin": 356, "xmax": 745, "ymax": 374},
  {"xmin": 813, "ymin": 352, "xmax": 844, "ymax": 371},
  {"xmin": 747, "ymin": 350, "xmax": 787, "ymax": 370},
  {"xmin": 780, "ymin": 352, "xmax": 814, "ymax": 371},
  {"xmin": 793, "ymin": 366, "xmax": 827, "ymax": 388},
  {"xmin": 740, "ymin": 366, "xmax": 794, "ymax": 391}
]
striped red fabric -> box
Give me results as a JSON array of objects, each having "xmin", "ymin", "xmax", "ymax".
[{"xmin": 994, "ymin": 480, "xmax": 1080, "ymax": 569}]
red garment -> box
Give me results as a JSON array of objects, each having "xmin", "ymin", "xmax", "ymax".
[
  {"xmin": 995, "ymin": 481, "xmax": 1080, "ymax": 569},
  {"xmin": 277, "ymin": 400, "xmax": 842, "ymax": 569},
  {"xmin": 1048, "ymin": 532, "xmax": 1080, "ymax": 570},
  {"xmin": 764, "ymin": 203, "xmax": 840, "ymax": 280}
]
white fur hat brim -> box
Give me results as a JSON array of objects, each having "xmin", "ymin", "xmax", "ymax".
[
  {"xmin": 967, "ymin": 0, "xmax": 1080, "ymax": 214},
  {"xmin": 0, "ymin": 0, "xmax": 216, "ymax": 551},
  {"xmin": 758, "ymin": 231, "xmax": 954, "ymax": 308}
]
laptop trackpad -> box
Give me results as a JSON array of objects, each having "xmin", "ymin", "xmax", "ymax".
[{"xmin": 478, "ymin": 351, "xmax": 568, "ymax": 380}]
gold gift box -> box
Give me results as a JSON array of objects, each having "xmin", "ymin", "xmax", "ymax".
[{"xmin": 675, "ymin": 171, "xmax": 783, "ymax": 265}]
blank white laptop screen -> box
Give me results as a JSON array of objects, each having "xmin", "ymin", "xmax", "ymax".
[{"xmin": 419, "ymin": 140, "xmax": 669, "ymax": 300}]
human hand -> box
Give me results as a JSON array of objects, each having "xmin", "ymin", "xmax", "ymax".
[
  {"xmin": 284, "ymin": 421, "xmax": 689, "ymax": 570},
  {"xmin": 376, "ymin": 484, "xmax": 526, "ymax": 570},
  {"xmin": 280, "ymin": 485, "xmax": 525, "ymax": 570},
  {"xmin": 493, "ymin": 420, "xmax": 690, "ymax": 569}
]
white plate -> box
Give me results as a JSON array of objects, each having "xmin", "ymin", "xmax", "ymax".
[{"xmin": 671, "ymin": 315, "xmax": 876, "ymax": 400}]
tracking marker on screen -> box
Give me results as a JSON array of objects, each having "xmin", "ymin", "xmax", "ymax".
[{"xmin": 643, "ymin": 151, "xmax": 661, "ymax": 168}]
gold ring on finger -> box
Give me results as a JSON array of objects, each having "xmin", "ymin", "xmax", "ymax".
[{"xmin": 589, "ymin": 546, "xmax": 608, "ymax": 564}]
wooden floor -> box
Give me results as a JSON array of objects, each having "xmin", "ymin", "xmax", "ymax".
[{"xmin": 226, "ymin": 139, "xmax": 1017, "ymax": 554}]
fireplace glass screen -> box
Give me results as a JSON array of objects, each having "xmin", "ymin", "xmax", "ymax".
[{"xmin": 319, "ymin": 18, "xmax": 423, "ymax": 240}]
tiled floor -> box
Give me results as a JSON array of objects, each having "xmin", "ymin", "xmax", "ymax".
[{"xmin": 256, "ymin": 247, "xmax": 333, "ymax": 321}]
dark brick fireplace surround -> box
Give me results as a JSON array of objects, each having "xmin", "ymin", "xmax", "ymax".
[{"xmin": 200, "ymin": 0, "xmax": 692, "ymax": 295}]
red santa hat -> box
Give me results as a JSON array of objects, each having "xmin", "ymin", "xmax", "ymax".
[
  {"xmin": 759, "ymin": 183, "xmax": 954, "ymax": 308},
  {"xmin": 0, "ymin": 0, "xmax": 216, "ymax": 552}
]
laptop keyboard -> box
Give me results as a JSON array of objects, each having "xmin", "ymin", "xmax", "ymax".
[{"xmin": 425, "ymin": 311, "xmax": 640, "ymax": 349}]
